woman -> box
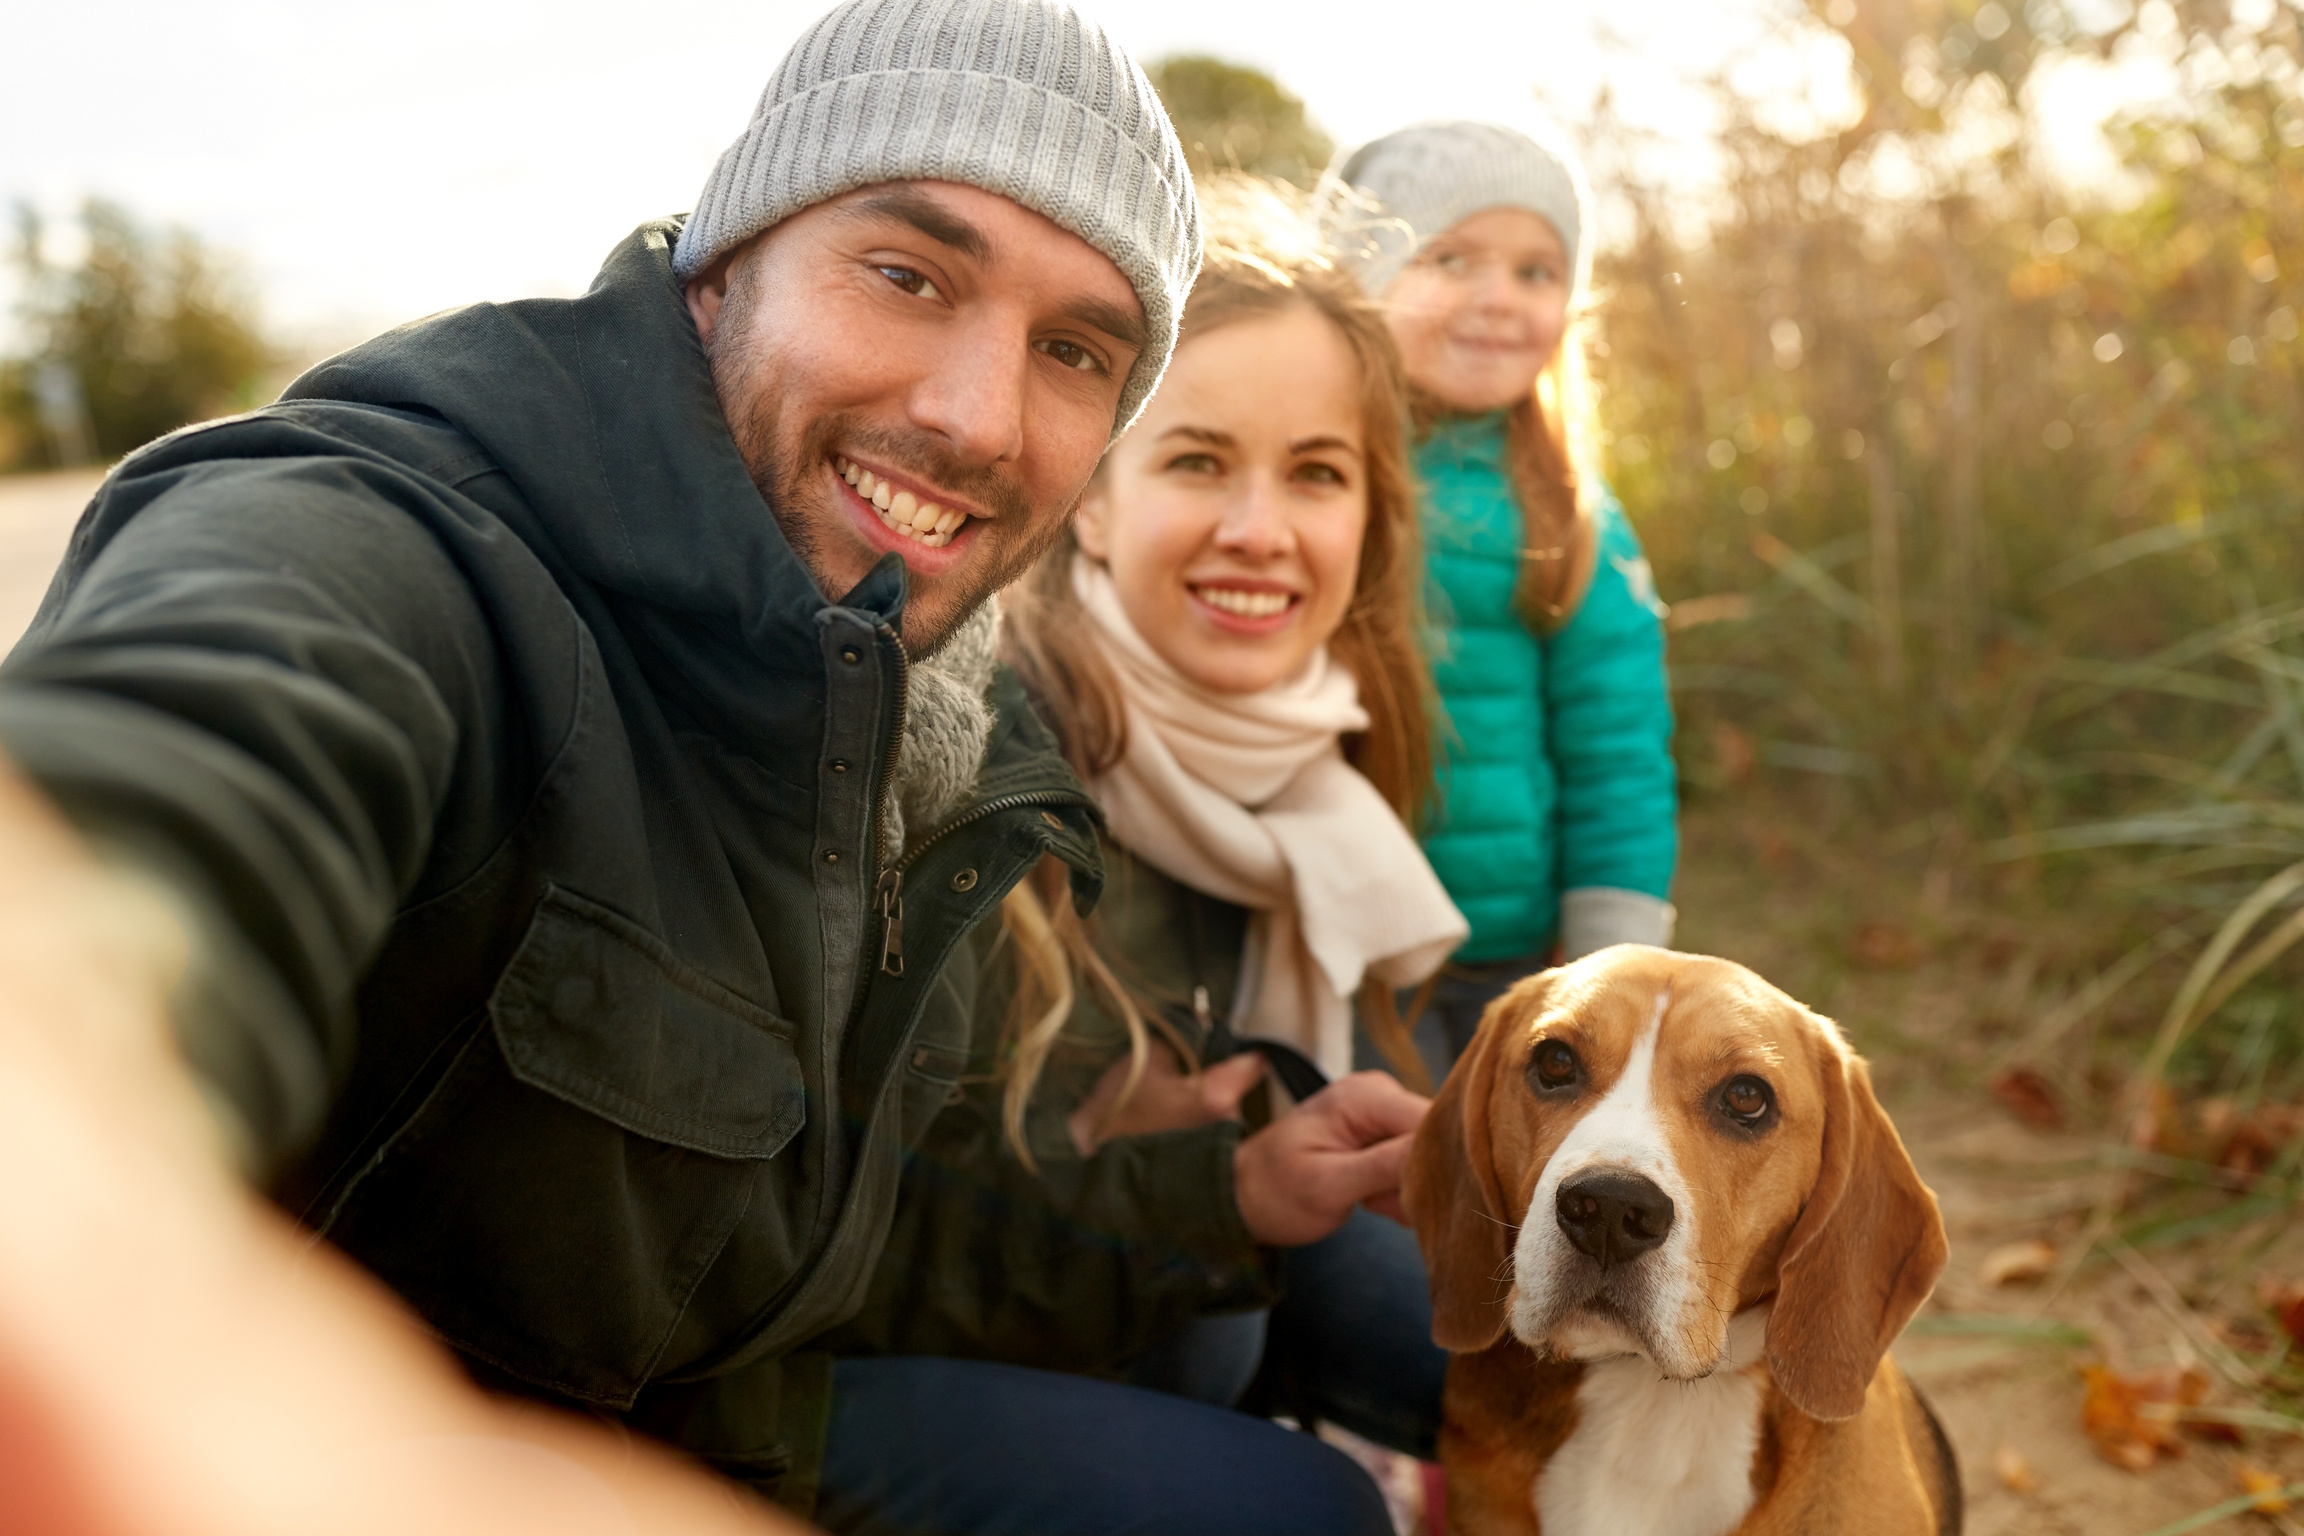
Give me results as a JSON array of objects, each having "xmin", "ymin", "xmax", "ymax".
[{"xmin": 821, "ymin": 186, "xmax": 1460, "ymax": 1523}]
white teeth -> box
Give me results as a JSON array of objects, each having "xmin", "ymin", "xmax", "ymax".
[
  {"xmin": 1196, "ymin": 586, "xmax": 1292, "ymax": 618},
  {"xmin": 834, "ymin": 458, "xmax": 971, "ymax": 550}
]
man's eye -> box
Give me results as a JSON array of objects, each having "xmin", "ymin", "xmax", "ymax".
[
  {"xmin": 1528, "ymin": 1040, "xmax": 1581, "ymax": 1091},
  {"xmin": 877, "ymin": 265, "xmax": 941, "ymax": 300},
  {"xmin": 1037, "ymin": 338, "xmax": 1105, "ymax": 374}
]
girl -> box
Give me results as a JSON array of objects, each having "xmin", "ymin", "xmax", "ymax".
[
  {"xmin": 1326, "ymin": 119, "xmax": 1679, "ymax": 1075},
  {"xmin": 827, "ymin": 187, "xmax": 1461, "ymax": 1502}
]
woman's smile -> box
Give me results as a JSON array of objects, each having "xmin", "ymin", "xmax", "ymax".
[{"xmin": 1076, "ymin": 303, "xmax": 1370, "ymax": 695}]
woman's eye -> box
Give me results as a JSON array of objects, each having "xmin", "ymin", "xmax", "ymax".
[
  {"xmin": 1165, "ymin": 452, "xmax": 1221, "ymax": 475},
  {"xmin": 1433, "ymin": 251, "xmax": 1467, "ymax": 274},
  {"xmin": 1720, "ymin": 1076, "xmax": 1774, "ymax": 1125},
  {"xmin": 1037, "ymin": 338, "xmax": 1105, "ymax": 374},
  {"xmin": 1529, "ymin": 1040, "xmax": 1580, "ymax": 1091},
  {"xmin": 1294, "ymin": 461, "xmax": 1346, "ymax": 486},
  {"xmin": 877, "ymin": 265, "xmax": 941, "ymax": 300},
  {"xmin": 1517, "ymin": 264, "xmax": 1558, "ymax": 286}
]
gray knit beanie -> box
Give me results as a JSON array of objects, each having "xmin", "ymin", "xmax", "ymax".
[
  {"xmin": 1321, "ymin": 119, "xmax": 1590, "ymax": 302},
  {"xmin": 674, "ymin": 0, "xmax": 1199, "ymax": 432}
]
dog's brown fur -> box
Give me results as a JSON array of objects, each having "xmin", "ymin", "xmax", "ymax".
[{"xmin": 1406, "ymin": 948, "xmax": 1960, "ymax": 1535}]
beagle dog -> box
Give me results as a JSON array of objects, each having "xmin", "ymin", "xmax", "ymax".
[{"xmin": 1404, "ymin": 946, "xmax": 1959, "ymax": 1536}]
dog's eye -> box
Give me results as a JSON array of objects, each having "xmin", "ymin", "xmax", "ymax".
[
  {"xmin": 1720, "ymin": 1075, "xmax": 1774, "ymax": 1125},
  {"xmin": 1529, "ymin": 1040, "xmax": 1581, "ymax": 1091}
]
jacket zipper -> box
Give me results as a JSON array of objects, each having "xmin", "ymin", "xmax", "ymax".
[
  {"xmin": 859, "ymin": 621, "xmax": 911, "ymax": 984},
  {"xmin": 872, "ymin": 788, "xmax": 1095, "ymax": 976}
]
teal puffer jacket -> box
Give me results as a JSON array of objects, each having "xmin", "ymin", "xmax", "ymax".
[{"xmin": 1416, "ymin": 412, "xmax": 1679, "ymax": 962}]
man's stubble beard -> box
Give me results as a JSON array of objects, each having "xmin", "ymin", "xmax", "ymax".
[{"xmin": 704, "ymin": 276, "xmax": 1079, "ymax": 660}]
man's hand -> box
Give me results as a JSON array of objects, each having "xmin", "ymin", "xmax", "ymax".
[{"xmin": 1232, "ymin": 1071, "xmax": 1430, "ymax": 1248}]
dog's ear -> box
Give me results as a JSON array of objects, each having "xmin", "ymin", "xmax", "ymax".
[
  {"xmin": 1403, "ymin": 983, "xmax": 1526, "ymax": 1352},
  {"xmin": 1766, "ymin": 1040, "xmax": 1948, "ymax": 1420}
]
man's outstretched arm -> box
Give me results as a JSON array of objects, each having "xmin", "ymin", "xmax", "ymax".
[
  {"xmin": 0, "ymin": 758, "xmax": 806, "ymax": 1536},
  {"xmin": 0, "ymin": 424, "xmax": 523, "ymax": 1171}
]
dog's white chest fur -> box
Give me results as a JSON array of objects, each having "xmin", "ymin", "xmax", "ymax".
[{"xmin": 1532, "ymin": 1313, "xmax": 1768, "ymax": 1536}]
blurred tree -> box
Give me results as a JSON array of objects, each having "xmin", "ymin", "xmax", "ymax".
[
  {"xmin": 0, "ymin": 200, "xmax": 273, "ymax": 471},
  {"xmin": 1146, "ymin": 55, "xmax": 1334, "ymax": 186}
]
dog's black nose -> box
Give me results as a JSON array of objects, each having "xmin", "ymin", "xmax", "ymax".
[{"xmin": 1556, "ymin": 1172, "xmax": 1675, "ymax": 1267}]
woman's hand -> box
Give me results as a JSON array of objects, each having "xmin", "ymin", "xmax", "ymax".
[
  {"xmin": 1068, "ymin": 1044, "xmax": 1267, "ymax": 1154},
  {"xmin": 1231, "ymin": 1071, "xmax": 1430, "ymax": 1248}
]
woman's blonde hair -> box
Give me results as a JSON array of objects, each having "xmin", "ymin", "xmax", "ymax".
[{"xmin": 994, "ymin": 177, "xmax": 1437, "ymax": 1165}]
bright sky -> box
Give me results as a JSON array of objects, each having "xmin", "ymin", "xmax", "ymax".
[{"xmin": 2, "ymin": 0, "xmax": 2160, "ymax": 353}]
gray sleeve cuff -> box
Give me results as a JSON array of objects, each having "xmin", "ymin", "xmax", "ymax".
[{"xmin": 1559, "ymin": 887, "xmax": 1676, "ymax": 960}]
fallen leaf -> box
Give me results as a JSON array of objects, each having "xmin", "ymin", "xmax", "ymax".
[
  {"xmin": 2241, "ymin": 1464, "xmax": 2291, "ymax": 1515},
  {"xmin": 1979, "ymin": 1239, "xmax": 2058, "ymax": 1288},
  {"xmin": 2259, "ymin": 1278, "xmax": 2304, "ymax": 1350},
  {"xmin": 2079, "ymin": 1363, "xmax": 2209, "ymax": 1471},
  {"xmin": 2216, "ymin": 1103, "xmax": 2303, "ymax": 1187},
  {"xmin": 1994, "ymin": 1444, "xmax": 2038, "ymax": 1495},
  {"xmin": 1851, "ymin": 920, "xmax": 1922, "ymax": 970},
  {"xmin": 1992, "ymin": 1067, "xmax": 2065, "ymax": 1131}
]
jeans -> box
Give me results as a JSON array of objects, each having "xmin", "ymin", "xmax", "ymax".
[
  {"xmin": 816, "ymin": 1211, "xmax": 1443, "ymax": 1536},
  {"xmin": 1404, "ymin": 953, "xmax": 1547, "ymax": 1085},
  {"xmin": 817, "ymin": 1357, "xmax": 1394, "ymax": 1536}
]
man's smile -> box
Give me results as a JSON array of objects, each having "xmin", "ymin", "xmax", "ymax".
[{"xmin": 834, "ymin": 453, "xmax": 977, "ymax": 550}]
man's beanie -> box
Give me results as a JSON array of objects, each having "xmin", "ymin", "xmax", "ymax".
[
  {"xmin": 674, "ymin": 0, "xmax": 1199, "ymax": 432},
  {"xmin": 1321, "ymin": 119, "xmax": 1590, "ymax": 302}
]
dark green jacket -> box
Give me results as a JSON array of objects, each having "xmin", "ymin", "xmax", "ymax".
[
  {"xmin": 828, "ymin": 840, "xmax": 1277, "ymax": 1375},
  {"xmin": 0, "ymin": 220, "xmax": 1253, "ymax": 1510}
]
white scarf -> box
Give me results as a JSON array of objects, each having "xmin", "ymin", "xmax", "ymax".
[{"xmin": 1074, "ymin": 557, "xmax": 1468, "ymax": 1080}]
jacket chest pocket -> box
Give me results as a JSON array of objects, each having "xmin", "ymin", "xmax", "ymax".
[{"xmin": 319, "ymin": 885, "xmax": 805, "ymax": 1408}]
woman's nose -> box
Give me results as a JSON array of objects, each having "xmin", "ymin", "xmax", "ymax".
[{"xmin": 1213, "ymin": 477, "xmax": 1291, "ymax": 556}]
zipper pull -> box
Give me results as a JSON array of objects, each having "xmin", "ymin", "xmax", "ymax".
[
  {"xmin": 876, "ymin": 867, "xmax": 905, "ymax": 977},
  {"xmin": 1193, "ymin": 985, "xmax": 1213, "ymax": 1029}
]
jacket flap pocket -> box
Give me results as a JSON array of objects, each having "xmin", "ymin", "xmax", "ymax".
[{"xmin": 490, "ymin": 885, "xmax": 804, "ymax": 1159}]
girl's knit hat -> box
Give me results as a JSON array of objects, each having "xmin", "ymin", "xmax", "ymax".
[
  {"xmin": 1321, "ymin": 119, "xmax": 1591, "ymax": 302},
  {"xmin": 674, "ymin": 0, "xmax": 1200, "ymax": 433}
]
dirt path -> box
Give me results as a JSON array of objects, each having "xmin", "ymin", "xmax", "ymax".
[
  {"xmin": 1675, "ymin": 805, "xmax": 2304, "ymax": 1535},
  {"xmin": 0, "ymin": 469, "xmax": 103, "ymax": 648}
]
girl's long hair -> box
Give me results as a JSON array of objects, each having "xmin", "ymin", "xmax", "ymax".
[
  {"xmin": 995, "ymin": 178, "xmax": 1438, "ymax": 1165},
  {"xmin": 1418, "ymin": 310, "xmax": 1605, "ymax": 632}
]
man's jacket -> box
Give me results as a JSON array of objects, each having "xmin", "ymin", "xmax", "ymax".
[{"xmin": 0, "ymin": 220, "xmax": 1262, "ymax": 1507}]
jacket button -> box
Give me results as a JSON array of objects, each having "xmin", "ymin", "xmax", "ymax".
[
  {"xmin": 950, "ymin": 868, "xmax": 979, "ymax": 892},
  {"xmin": 823, "ymin": 850, "xmax": 840, "ymax": 865},
  {"xmin": 1040, "ymin": 811, "xmax": 1064, "ymax": 829},
  {"xmin": 831, "ymin": 759, "xmax": 850, "ymax": 773},
  {"xmin": 839, "ymin": 646, "xmax": 862, "ymax": 664}
]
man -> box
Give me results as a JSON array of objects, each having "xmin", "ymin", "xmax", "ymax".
[{"xmin": 0, "ymin": 0, "xmax": 1425, "ymax": 1530}]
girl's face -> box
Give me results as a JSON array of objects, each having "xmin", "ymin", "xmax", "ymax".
[
  {"xmin": 1383, "ymin": 206, "xmax": 1570, "ymax": 414},
  {"xmin": 1077, "ymin": 303, "xmax": 1370, "ymax": 695}
]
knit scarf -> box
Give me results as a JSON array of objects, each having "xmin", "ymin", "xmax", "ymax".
[
  {"xmin": 886, "ymin": 595, "xmax": 1003, "ymax": 857},
  {"xmin": 1073, "ymin": 557, "xmax": 1467, "ymax": 1079}
]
